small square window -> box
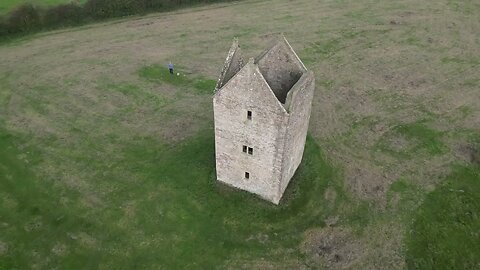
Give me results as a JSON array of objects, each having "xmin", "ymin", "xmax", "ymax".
[
  {"xmin": 248, "ymin": 147, "xmax": 253, "ymax": 155},
  {"xmin": 247, "ymin": 111, "xmax": 252, "ymax": 120},
  {"xmin": 245, "ymin": 172, "xmax": 250, "ymax": 179},
  {"xmin": 242, "ymin": 145, "xmax": 247, "ymax": 153}
]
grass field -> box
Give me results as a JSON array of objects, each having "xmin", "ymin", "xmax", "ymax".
[{"xmin": 0, "ymin": 0, "xmax": 479, "ymax": 268}]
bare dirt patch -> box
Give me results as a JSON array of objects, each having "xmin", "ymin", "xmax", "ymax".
[
  {"xmin": 324, "ymin": 187, "xmax": 337, "ymax": 207},
  {"xmin": 0, "ymin": 241, "xmax": 8, "ymax": 256},
  {"xmin": 51, "ymin": 243, "xmax": 68, "ymax": 256},
  {"xmin": 78, "ymin": 232, "xmax": 98, "ymax": 248},
  {"xmin": 346, "ymin": 165, "xmax": 389, "ymax": 204},
  {"xmin": 302, "ymin": 227, "xmax": 365, "ymax": 269},
  {"xmin": 455, "ymin": 143, "xmax": 480, "ymax": 166},
  {"xmin": 24, "ymin": 217, "xmax": 43, "ymax": 232}
]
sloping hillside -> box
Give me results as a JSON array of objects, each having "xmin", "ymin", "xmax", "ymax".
[{"xmin": 0, "ymin": 0, "xmax": 479, "ymax": 268}]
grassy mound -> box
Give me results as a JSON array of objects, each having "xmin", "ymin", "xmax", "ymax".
[{"xmin": 0, "ymin": 124, "xmax": 345, "ymax": 268}]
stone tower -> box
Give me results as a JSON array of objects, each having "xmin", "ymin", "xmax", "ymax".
[{"xmin": 213, "ymin": 36, "xmax": 315, "ymax": 204}]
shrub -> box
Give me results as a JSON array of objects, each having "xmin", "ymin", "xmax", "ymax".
[
  {"xmin": 0, "ymin": 0, "xmax": 236, "ymax": 41},
  {"xmin": 0, "ymin": 16, "xmax": 7, "ymax": 37},
  {"xmin": 84, "ymin": 0, "xmax": 146, "ymax": 19},
  {"xmin": 43, "ymin": 3, "xmax": 85, "ymax": 28},
  {"xmin": 141, "ymin": 0, "xmax": 166, "ymax": 11},
  {"xmin": 6, "ymin": 4, "xmax": 42, "ymax": 34}
]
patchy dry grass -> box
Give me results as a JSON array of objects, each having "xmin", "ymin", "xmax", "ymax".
[{"xmin": 0, "ymin": 0, "xmax": 479, "ymax": 268}]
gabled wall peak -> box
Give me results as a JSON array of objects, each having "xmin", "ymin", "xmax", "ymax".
[
  {"xmin": 215, "ymin": 36, "xmax": 309, "ymax": 107},
  {"xmin": 215, "ymin": 38, "xmax": 244, "ymax": 92}
]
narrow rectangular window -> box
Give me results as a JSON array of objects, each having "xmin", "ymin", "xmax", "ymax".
[
  {"xmin": 248, "ymin": 147, "xmax": 253, "ymax": 155},
  {"xmin": 245, "ymin": 172, "xmax": 250, "ymax": 179},
  {"xmin": 247, "ymin": 111, "xmax": 252, "ymax": 120},
  {"xmin": 242, "ymin": 145, "xmax": 247, "ymax": 153}
]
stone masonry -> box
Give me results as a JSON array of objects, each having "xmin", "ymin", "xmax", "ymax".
[{"xmin": 213, "ymin": 36, "xmax": 315, "ymax": 204}]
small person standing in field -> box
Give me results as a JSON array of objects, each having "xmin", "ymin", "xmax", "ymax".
[{"xmin": 168, "ymin": 62, "xmax": 174, "ymax": 75}]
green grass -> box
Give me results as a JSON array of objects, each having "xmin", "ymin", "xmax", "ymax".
[
  {"xmin": 299, "ymin": 28, "xmax": 390, "ymax": 65},
  {"xmin": 106, "ymin": 82, "xmax": 168, "ymax": 111},
  {"xmin": 0, "ymin": 128, "xmax": 90, "ymax": 269},
  {"xmin": 447, "ymin": 0, "xmax": 479, "ymax": 15},
  {"xmin": 462, "ymin": 78, "xmax": 480, "ymax": 87},
  {"xmin": 139, "ymin": 64, "xmax": 217, "ymax": 94},
  {"xmin": 386, "ymin": 178, "xmax": 424, "ymax": 219},
  {"xmin": 395, "ymin": 122, "xmax": 446, "ymax": 154},
  {"xmin": 406, "ymin": 165, "xmax": 480, "ymax": 269},
  {"xmin": 192, "ymin": 77, "xmax": 218, "ymax": 94},
  {"xmin": 376, "ymin": 121, "xmax": 447, "ymax": 158},
  {"xmin": 0, "ymin": 74, "xmax": 11, "ymax": 113},
  {"xmin": 0, "ymin": 122, "xmax": 350, "ymax": 268},
  {"xmin": 301, "ymin": 39, "xmax": 342, "ymax": 65},
  {"xmin": 441, "ymin": 57, "xmax": 480, "ymax": 65},
  {"xmin": 0, "ymin": 0, "xmax": 85, "ymax": 14}
]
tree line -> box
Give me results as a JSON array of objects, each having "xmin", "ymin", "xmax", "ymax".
[{"xmin": 0, "ymin": 0, "xmax": 234, "ymax": 39}]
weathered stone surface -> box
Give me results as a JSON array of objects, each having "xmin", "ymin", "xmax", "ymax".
[
  {"xmin": 213, "ymin": 36, "xmax": 314, "ymax": 204},
  {"xmin": 215, "ymin": 38, "xmax": 244, "ymax": 91},
  {"xmin": 256, "ymin": 40, "xmax": 306, "ymax": 104}
]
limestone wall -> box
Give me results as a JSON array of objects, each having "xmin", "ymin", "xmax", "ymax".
[
  {"xmin": 213, "ymin": 60, "xmax": 288, "ymax": 203},
  {"xmin": 215, "ymin": 39, "xmax": 244, "ymax": 91},
  {"xmin": 279, "ymin": 71, "xmax": 315, "ymax": 195}
]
